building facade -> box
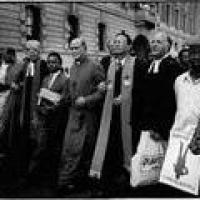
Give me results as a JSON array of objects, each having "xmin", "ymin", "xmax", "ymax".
[{"xmin": 0, "ymin": 2, "xmax": 198, "ymax": 67}]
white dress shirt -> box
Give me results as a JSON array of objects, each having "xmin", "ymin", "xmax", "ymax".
[
  {"xmin": 148, "ymin": 53, "xmax": 170, "ymax": 74},
  {"xmin": 0, "ymin": 62, "xmax": 9, "ymax": 84},
  {"xmin": 170, "ymin": 72, "xmax": 200, "ymax": 140}
]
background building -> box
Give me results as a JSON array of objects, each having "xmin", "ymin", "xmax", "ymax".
[{"xmin": 0, "ymin": 1, "xmax": 199, "ymax": 67}]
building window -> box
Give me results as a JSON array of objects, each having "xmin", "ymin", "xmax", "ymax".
[
  {"xmin": 67, "ymin": 15, "xmax": 79, "ymax": 45},
  {"xmin": 166, "ymin": 4, "xmax": 170, "ymax": 25},
  {"xmin": 98, "ymin": 22, "xmax": 106, "ymax": 51},
  {"xmin": 129, "ymin": 3, "xmax": 140, "ymax": 11},
  {"xmin": 156, "ymin": 2, "xmax": 159, "ymax": 14},
  {"xmin": 183, "ymin": 14, "xmax": 186, "ymax": 32},
  {"xmin": 120, "ymin": 2, "xmax": 127, "ymax": 10},
  {"xmin": 149, "ymin": 4, "xmax": 156, "ymax": 16},
  {"xmin": 189, "ymin": 18, "xmax": 193, "ymax": 34},
  {"xmin": 25, "ymin": 5, "xmax": 41, "ymax": 41},
  {"xmin": 161, "ymin": 4, "xmax": 166, "ymax": 22},
  {"xmin": 175, "ymin": 9, "xmax": 179, "ymax": 29},
  {"xmin": 0, "ymin": 52, "xmax": 3, "ymax": 65}
]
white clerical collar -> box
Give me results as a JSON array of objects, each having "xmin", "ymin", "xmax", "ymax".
[
  {"xmin": 120, "ymin": 57, "xmax": 126, "ymax": 66},
  {"xmin": 26, "ymin": 62, "xmax": 35, "ymax": 77},
  {"xmin": 148, "ymin": 53, "xmax": 170, "ymax": 74},
  {"xmin": 114, "ymin": 57, "xmax": 126, "ymax": 66}
]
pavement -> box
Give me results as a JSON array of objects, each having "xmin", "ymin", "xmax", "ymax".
[{"xmin": 0, "ymin": 182, "xmax": 197, "ymax": 198}]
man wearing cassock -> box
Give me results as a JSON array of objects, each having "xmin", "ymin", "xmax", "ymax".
[
  {"xmin": 58, "ymin": 37, "xmax": 105, "ymax": 192},
  {"xmin": 19, "ymin": 40, "xmax": 49, "ymax": 182},
  {"xmin": 90, "ymin": 32, "xmax": 135, "ymax": 195}
]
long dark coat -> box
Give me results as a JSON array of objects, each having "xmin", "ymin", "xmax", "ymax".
[
  {"xmin": 137, "ymin": 55, "xmax": 182, "ymax": 140},
  {"xmin": 58, "ymin": 56, "xmax": 105, "ymax": 187}
]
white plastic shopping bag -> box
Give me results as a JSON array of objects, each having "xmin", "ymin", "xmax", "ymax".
[
  {"xmin": 130, "ymin": 131, "xmax": 167, "ymax": 187},
  {"xmin": 160, "ymin": 133, "xmax": 200, "ymax": 196}
]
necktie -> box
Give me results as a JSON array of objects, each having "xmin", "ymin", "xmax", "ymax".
[
  {"xmin": 114, "ymin": 62, "xmax": 122, "ymax": 97},
  {"xmin": 148, "ymin": 61, "xmax": 155, "ymax": 73}
]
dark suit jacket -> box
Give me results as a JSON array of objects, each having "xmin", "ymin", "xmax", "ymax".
[{"xmin": 134, "ymin": 55, "xmax": 182, "ymax": 140}]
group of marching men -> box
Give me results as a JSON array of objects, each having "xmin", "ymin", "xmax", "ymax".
[{"xmin": 0, "ymin": 29, "xmax": 199, "ymax": 196}]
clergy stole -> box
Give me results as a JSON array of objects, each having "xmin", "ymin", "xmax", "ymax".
[
  {"xmin": 20, "ymin": 60, "xmax": 41, "ymax": 130},
  {"xmin": 90, "ymin": 56, "xmax": 135, "ymax": 179}
]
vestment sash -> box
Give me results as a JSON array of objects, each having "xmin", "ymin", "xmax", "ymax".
[
  {"xmin": 89, "ymin": 61, "xmax": 116, "ymax": 179},
  {"xmin": 90, "ymin": 56, "xmax": 135, "ymax": 178},
  {"xmin": 121, "ymin": 56, "xmax": 135, "ymax": 170}
]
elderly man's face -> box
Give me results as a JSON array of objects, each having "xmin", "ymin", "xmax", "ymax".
[
  {"xmin": 150, "ymin": 32, "xmax": 169, "ymax": 59},
  {"xmin": 113, "ymin": 35, "xmax": 129, "ymax": 55},
  {"xmin": 70, "ymin": 38, "xmax": 86, "ymax": 60},
  {"xmin": 26, "ymin": 47, "xmax": 40, "ymax": 61}
]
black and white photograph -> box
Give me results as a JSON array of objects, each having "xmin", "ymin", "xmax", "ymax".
[{"xmin": 0, "ymin": 0, "xmax": 200, "ymax": 198}]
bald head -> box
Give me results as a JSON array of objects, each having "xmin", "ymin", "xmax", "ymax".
[
  {"xmin": 26, "ymin": 40, "xmax": 40, "ymax": 61},
  {"xmin": 26, "ymin": 40, "xmax": 40, "ymax": 51},
  {"xmin": 70, "ymin": 37, "xmax": 87, "ymax": 60},
  {"xmin": 150, "ymin": 31, "xmax": 171, "ymax": 59}
]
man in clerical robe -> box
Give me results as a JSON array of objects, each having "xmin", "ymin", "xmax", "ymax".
[
  {"xmin": 19, "ymin": 40, "xmax": 49, "ymax": 182},
  {"xmin": 58, "ymin": 37, "xmax": 105, "ymax": 192},
  {"xmin": 90, "ymin": 32, "xmax": 135, "ymax": 195}
]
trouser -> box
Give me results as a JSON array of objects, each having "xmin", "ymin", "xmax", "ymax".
[{"xmin": 28, "ymin": 113, "xmax": 62, "ymax": 187}]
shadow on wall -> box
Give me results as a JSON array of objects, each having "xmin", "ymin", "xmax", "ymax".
[{"xmin": 132, "ymin": 34, "xmax": 150, "ymax": 60}]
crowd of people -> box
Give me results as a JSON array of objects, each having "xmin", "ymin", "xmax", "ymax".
[{"xmin": 0, "ymin": 29, "xmax": 199, "ymax": 197}]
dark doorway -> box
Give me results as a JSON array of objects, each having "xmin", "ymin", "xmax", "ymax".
[
  {"xmin": 25, "ymin": 5, "xmax": 41, "ymax": 41},
  {"xmin": 98, "ymin": 22, "xmax": 106, "ymax": 51}
]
